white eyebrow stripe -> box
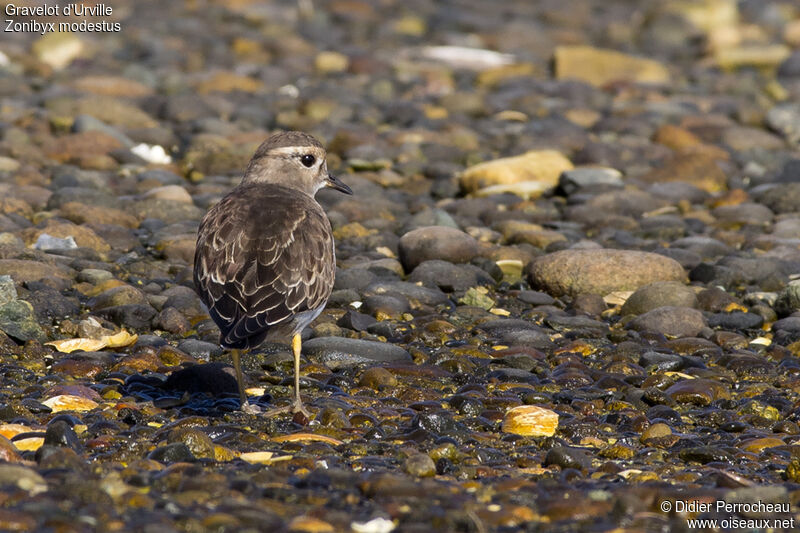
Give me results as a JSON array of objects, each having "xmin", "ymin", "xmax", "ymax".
[{"xmin": 267, "ymin": 146, "xmax": 322, "ymax": 156}]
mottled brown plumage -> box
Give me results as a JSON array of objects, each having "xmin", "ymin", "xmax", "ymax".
[{"xmin": 193, "ymin": 131, "xmax": 351, "ymax": 415}]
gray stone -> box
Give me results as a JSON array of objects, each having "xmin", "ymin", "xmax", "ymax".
[
  {"xmin": 0, "ymin": 300, "xmax": 45, "ymax": 342},
  {"xmin": 558, "ymin": 167, "xmax": 623, "ymax": 195},
  {"xmin": 628, "ymin": 306, "xmax": 707, "ymax": 338},
  {"xmin": 33, "ymin": 234, "xmax": 78, "ymax": 251},
  {"xmin": 363, "ymin": 281, "xmax": 449, "ymax": 309},
  {"xmin": 176, "ymin": 339, "xmax": 223, "ymax": 361},
  {"xmin": 529, "ymin": 249, "xmax": 687, "ymax": 297},
  {"xmin": 775, "ymin": 280, "xmax": 800, "ymax": 316},
  {"xmin": 398, "ymin": 226, "xmax": 478, "ymax": 272},
  {"xmin": 621, "ymin": 281, "xmax": 698, "ymax": 316},
  {"xmin": 407, "ymin": 260, "xmax": 494, "ymax": 292},
  {"xmin": 303, "ymin": 337, "xmax": 411, "ymax": 369},
  {"xmin": 766, "ymin": 103, "xmax": 800, "ymax": 145},
  {"xmin": 76, "ymin": 269, "xmax": 114, "ymax": 284},
  {"xmin": 73, "ymin": 114, "xmax": 135, "ymax": 148},
  {"xmin": 0, "ymin": 275, "xmax": 17, "ymax": 305}
]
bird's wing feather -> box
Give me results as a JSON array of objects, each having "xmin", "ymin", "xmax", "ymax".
[{"xmin": 193, "ymin": 186, "xmax": 335, "ymax": 348}]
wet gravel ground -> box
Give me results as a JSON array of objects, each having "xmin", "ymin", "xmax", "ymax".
[{"xmin": 2, "ymin": 0, "xmax": 800, "ymax": 531}]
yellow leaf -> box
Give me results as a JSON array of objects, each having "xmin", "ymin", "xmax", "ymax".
[
  {"xmin": 41, "ymin": 394, "xmax": 99, "ymax": 413},
  {"xmin": 239, "ymin": 451, "xmax": 293, "ymax": 464},
  {"xmin": 272, "ymin": 433, "xmax": 343, "ymax": 445},
  {"xmin": 102, "ymin": 330, "xmax": 138, "ymax": 348},
  {"xmin": 46, "ymin": 329, "xmax": 137, "ymax": 353},
  {"xmin": 45, "ymin": 337, "xmax": 108, "ymax": 353},
  {"xmin": 14, "ymin": 437, "xmax": 44, "ymax": 451},
  {"xmin": 0, "ymin": 424, "xmax": 36, "ymax": 439}
]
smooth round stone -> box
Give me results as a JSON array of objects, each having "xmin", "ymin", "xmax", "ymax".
[
  {"xmin": 397, "ymin": 226, "xmax": 478, "ymax": 272},
  {"xmin": 529, "ymin": 249, "xmax": 687, "ymax": 297},
  {"xmin": 148, "ymin": 443, "xmax": 196, "ymax": 464},
  {"xmin": 303, "ymin": 337, "xmax": 412, "ymax": 369},
  {"xmin": 778, "ymin": 51, "xmax": 800, "ymax": 77},
  {"xmin": 404, "ymin": 453, "xmax": 436, "ymax": 478},
  {"xmin": 647, "ymin": 182, "xmax": 710, "ymax": 204},
  {"xmin": 334, "ymin": 268, "xmax": 377, "ymax": 291},
  {"xmin": 656, "ymin": 248, "xmax": 702, "ymax": 270},
  {"xmin": 358, "ymin": 367, "xmax": 397, "ymax": 389},
  {"xmin": 43, "ymin": 420, "xmax": 81, "ymax": 451},
  {"xmin": 90, "ymin": 285, "xmax": 148, "ymax": 310},
  {"xmin": 775, "ymin": 281, "xmax": 800, "ymax": 315},
  {"xmin": 712, "ymin": 203, "xmax": 773, "ymax": 226},
  {"xmin": 336, "ymin": 310, "xmax": 377, "ymax": 332},
  {"xmin": 142, "ymin": 185, "xmax": 193, "ymax": 204},
  {"xmin": 407, "ymin": 260, "xmax": 494, "ymax": 292},
  {"xmin": 0, "ymin": 259, "xmax": 74, "ymax": 285},
  {"xmin": 641, "ymin": 422, "xmax": 672, "ymax": 441},
  {"xmin": 176, "ymin": 339, "xmax": 223, "ymax": 360},
  {"xmin": 477, "ymin": 319, "xmax": 553, "ymax": 349},
  {"xmin": 757, "ymin": 183, "xmax": 800, "ymax": 214},
  {"xmin": 76, "ymin": 268, "xmax": 113, "ymax": 284},
  {"xmin": 72, "ymin": 114, "xmax": 134, "ymax": 147},
  {"xmin": 628, "ymin": 306, "xmax": 707, "ymax": 338},
  {"xmin": 363, "ymin": 281, "xmax": 449, "ymax": 308},
  {"xmin": 97, "ymin": 304, "xmax": 157, "ymax": 329},
  {"xmin": 621, "ymin": 281, "xmax": 698, "ymax": 316},
  {"xmin": 772, "ymin": 218, "xmax": 800, "ymax": 238},
  {"xmin": 665, "ymin": 378, "xmax": 730, "ymax": 405},
  {"xmin": 47, "ymin": 187, "xmax": 120, "ymax": 209},
  {"xmin": 361, "ymin": 294, "xmax": 410, "ymax": 317},
  {"xmin": 669, "ymin": 236, "xmax": 733, "ymax": 258},
  {"xmin": 639, "ymin": 351, "xmax": 684, "ymax": 371},
  {"xmin": 696, "ymin": 287, "xmax": 739, "ymax": 312},
  {"xmin": 679, "ymin": 446, "xmax": 732, "ymax": 465},
  {"xmin": 706, "ymin": 312, "xmax": 763, "ymax": 330},
  {"xmin": 402, "ymin": 208, "xmax": 459, "ymax": 233},
  {"xmin": 567, "ymin": 189, "xmax": 666, "ymax": 224},
  {"xmin": 773, "ymin": 316, "xmax": 800, "ymax": 333},
  {"xmin": 515, "ymin": 290, "xmax": 555, "ymax": 306},
  {"xmin": 558, "ymin": 166, "xmax": 622, "ymax": 195},
  {"xmin": 167, "ymin": 428, "xmax": 215, "ymax": 460},
  {"xmin": 543, "ymin": 446, "xmax": 592, "ymax": 470},
  {"xmin": 766, "ymin": 103, "xmax": 800, "ymax": 145}
]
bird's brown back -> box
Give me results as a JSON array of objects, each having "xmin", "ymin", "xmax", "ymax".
[{"xmin": 193, "ymin": 183, "xmax": 335, "ymax": 349}]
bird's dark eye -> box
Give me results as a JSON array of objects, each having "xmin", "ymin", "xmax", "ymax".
[{"xmin": 300, "ymin": 154, "xmax": 316, "ymax": 168}]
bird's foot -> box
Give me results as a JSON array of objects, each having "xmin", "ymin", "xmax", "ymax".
[
  {"xmin": 263, "ymin": 400, "xmax": 312, "ymax": 419},
  {"xmin": 240, "ymin": 401, "xmax": 262, "ymax": 415}
]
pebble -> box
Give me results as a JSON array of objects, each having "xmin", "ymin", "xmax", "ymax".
[
  {"xmin": 628, "ymin": 306, "xmax": 708, "ymax": 338},
  {"xmin": 0, "ymin": 300, "xmax": 45, "ymax": 342},
  {"xmin": 529, "ymin": 249, "xmax": 687, "ymax": 297},
  {"xmin": 404, "ymin": 453, "xmax": 437, "ymax": 478},
  {"xmin": 304, "ymin": 337, "xmax": 411, "ymax": 369},
  {"xmin": 397, "ymin": 226, "xmax": 478, "ymax": 272},
  {"xmin": 665, "ymin": 379, "xmax": 730, "ymax": 406},
  {"xmin": 543, "ymin": 446, "xmax": 592, "ymax": 471},
  {"xmin": 459, "ymin": 150, "xmax": 573, "ymax": 197},
  {"xmin": 358, "ymin": 367, "xmax": 398, "ymax": 389},
  {"xmin": 620, "ymin": 281, "xmax": 698, "ymax": 316},
  {"xmin": 408, "ymin": 260, "xmax": 494, "ymax": 292},
  {"xmin": 0, "ymin": 276, "xmax": 17, "ymax": 306},
  {"xmin": 554, "ymin": 45, "xmax": 670, "ymax": 86}
]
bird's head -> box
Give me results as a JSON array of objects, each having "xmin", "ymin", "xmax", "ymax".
[{"xmin": 242, "ymin": 131, "xmax": 352, "ymax": 196}]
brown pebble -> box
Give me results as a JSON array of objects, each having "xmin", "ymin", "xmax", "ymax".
[{"xmin": 358, "ymin": 366, "xmax": 398, "ymax": 389}]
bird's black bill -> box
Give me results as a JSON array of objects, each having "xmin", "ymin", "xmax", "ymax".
[{"xmin": 326, "ymin": 173, "xmax": 352, "ymax": 194}]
